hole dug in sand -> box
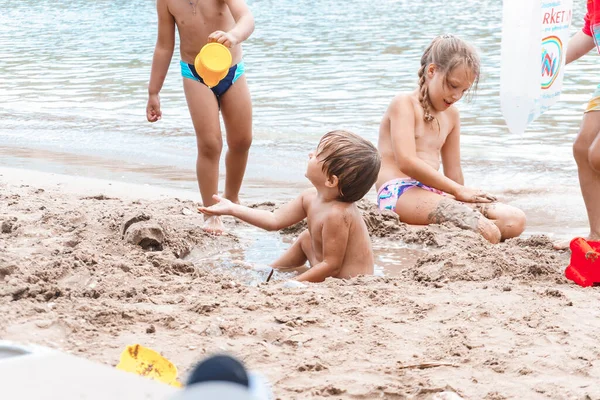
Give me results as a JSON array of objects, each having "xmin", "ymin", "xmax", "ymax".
[{"xmin": 121, "ymin": 213, "xmax": 164, "ymax": 251}]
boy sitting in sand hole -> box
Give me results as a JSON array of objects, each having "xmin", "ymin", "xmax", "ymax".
[
  {"xmin": 376, "ymin": 34, "xmax": 526, "ymax": 244},
  {"xmin": 198, "ymin": 130, "xmax": 381, "ymax": 283}
]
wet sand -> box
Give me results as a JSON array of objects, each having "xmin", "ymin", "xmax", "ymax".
[{"xmin": 1, "ymin": 167, "xmax": 599, "ymax": 399}]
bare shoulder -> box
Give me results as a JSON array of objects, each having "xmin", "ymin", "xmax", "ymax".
[
  {"xmin": 446, "ymin": 104, "xmax": 460, "ymax": 120},
  {"xmin": 445, "ymin": 105, "xmax": 461, "ymax": 130},
  {"xmin": 161, "ymin": 0, "xmax": 176, "ymax": 14},
  {"xmin": 300, "ymin": 187, "xmax": 317, "ymax": 200},
  {"xmin": 384, "ymin": 93, "xmax": 420, "ymax": 128},
  {"xmin": 299, "ymin": 187, "xmax": 317, "ymax": 206},
  {"xmin": 325, "ymin": 202, "xmax": 356, "ymax": 228},
  {"xmin": 388, "ymin": 93, "xmax": 418, "ymax": 114}
]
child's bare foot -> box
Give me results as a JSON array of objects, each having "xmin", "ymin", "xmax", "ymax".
[
  {"xmin": 202, "ymin": 216, "xmax": 224, "ymax": 234},
  {"xmin": 225, "ymin": 196, "xmax": 241, "ymax": 205},
  {"xmin": 553, "ymin": 234, "xmax": 600, "ymax": 250},
  {"xmin": 553, "ymin": 238, "xmax": 572, "ymax": 250}
]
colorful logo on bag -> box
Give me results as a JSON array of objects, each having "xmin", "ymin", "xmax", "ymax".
[{"xmin": 541, "ymin": 36, "xmax": 562, "ymax": 90}]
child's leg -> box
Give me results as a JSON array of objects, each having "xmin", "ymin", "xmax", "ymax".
[
  {"xmin": 270, "ymin": 230, "xmax": 315, "ymax": 271},
  {"xmin": 589, "ymin": 129, "xmax": 600, "ymax": 173},
  {"xmin": 219, "ymin": 75, "xmax": 253, "ymax": 204},
  {"xmin": 574, "ymin": 111, "xmax": 600, "ymax": 241},
  {"xmin": 183, "ymin": 79, "xmax": 223, "ymax": 232},
  {"xmin": 469, "ymin": 203, "xmax": 527, "ymax": 240},
  {"xmin": 395, "ymin": 188, "xmax": 502, "ymax": 244}
]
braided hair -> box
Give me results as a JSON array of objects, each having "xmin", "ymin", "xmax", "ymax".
[{"xmin": 418, "ymin": 34, "xmax": 480, "ymax": 127}]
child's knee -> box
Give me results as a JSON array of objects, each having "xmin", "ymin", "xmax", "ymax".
[
  {"xmin": 589, "ymin": 145, "xmax": 600, "ymax": 173},
  {"xmin": 573, "ymin": 125, "xmax": 599, "ymax": 166},
  {"xmin": 227, "ymin": 135, "xmax": 252, "ymax": 153},
  {"xmin": 429, "ymin": 199, "xmax": 500, "ymax": 243},
  {"xmin": 573, "ymin": 135, "xmax": 590, "ymax": 165},
  {"xmin": 500, "ymin": 208, "xmax": 527, "ymax": 239},
  {"xmin": 296, "ymin": 229, "xmax": 312, "ymax": 256},
  {"xmin": 297, "ymin": 229, "xmax": 311, "ymax": 243},
  {"xmin": 477, "ymin": 217, "xmax": 501, "ymax": 244},
  {"xmin": 197, "ymin": 138, "xmax": 223, "ymax": 157}
]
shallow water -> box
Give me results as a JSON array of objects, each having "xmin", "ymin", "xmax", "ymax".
[
  {"xmin": 183, "ymin": 223, "xmax": 430, "ymax": 279},
  {"xmin": 0, "ymin": 0, "xmax": 594, "ymax": 243}
]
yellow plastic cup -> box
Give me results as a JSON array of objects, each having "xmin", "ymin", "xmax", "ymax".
[
  {"xmin": 116, "ymin": 344, "xmax": 182, "ymax": 388},
  {"xmin": 194, "ymin": 43, "xmax": 232, "ymax": 88}
]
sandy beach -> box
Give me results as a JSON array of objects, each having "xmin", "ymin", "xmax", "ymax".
[
  {"xmin": 2, "ymin": 167, "xmax": 599, "ymax": 399},
  {"xmin": 2, "ymin": 0, "xmax": 598, "ymax": 398}
]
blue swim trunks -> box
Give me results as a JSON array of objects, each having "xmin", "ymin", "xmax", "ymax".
[{"xmin": 180, "ymin": 60, "xmax": 245, "ymax": 101}]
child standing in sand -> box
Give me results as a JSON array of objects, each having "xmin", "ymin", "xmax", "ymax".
[
  {"xmin": 199, "ymin": 130, "xmax": 381, "ymax": 283},
  {"xmin": 146, "ymin": 0, "xmax": 255, "ymax": 233},
  {"xmin": 376, "ymin": 35, "xmax": 526, "ymax": 244},
  {"xmin": 554, "ymin": 2, "xmax": 600, "ymax": 248}
]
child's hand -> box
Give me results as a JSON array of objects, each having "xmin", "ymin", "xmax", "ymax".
[
  {"xmin": 208, "ymin": 31, "xmax": 239, "ymax": 48},
  {"xmin": 198, "ymin": 195, "xmax": 235, "ymax": 216},
  {"xmin": 146, "ymin": 94, "xmax": 162, "ymax": 123},
  {"xmin": 454, "ymin": 187, "xmax": 496, "ymax": 203}
]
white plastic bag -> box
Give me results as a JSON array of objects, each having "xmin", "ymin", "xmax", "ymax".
[
  {"xmin": 535, "ymin": 0, "xmax": 573, "ymax": 119},
  {"xmin": 500, "ymin": 0, "xmax": 573, "ymax": 134}
]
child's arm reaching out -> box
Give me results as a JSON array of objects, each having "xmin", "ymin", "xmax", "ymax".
[
  {"xmin": 208, "ymin": 0, "xmax": 255, "ymax": 48},
  {"xmin": 198, "ymin": 191, "xmax": 307, "ymax": 231},
  {"xmin": 293, "ymin": 210, "xmax": 350, "ymax": 283}
]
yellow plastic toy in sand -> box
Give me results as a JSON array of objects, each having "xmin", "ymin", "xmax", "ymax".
[
  {"xmin": 116, "ymin": 344, "xmax": 182, "ymax": 388},
  {"xmin": 194, "ymin": 43, "xmax": 233, "ymax": 88}
]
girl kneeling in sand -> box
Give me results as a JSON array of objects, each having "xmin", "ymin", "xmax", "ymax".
[{"xmin": 376, "ymin": 35, "xmax": 526, "ymax": 244}]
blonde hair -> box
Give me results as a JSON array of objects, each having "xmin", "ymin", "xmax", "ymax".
[
  {"xmin": 318, "ymin": 130, "xmax": 381, "ymax": 203},
  {"xmin": 418, "ymin": 34, "xmax": 480, "ymax": 123}
]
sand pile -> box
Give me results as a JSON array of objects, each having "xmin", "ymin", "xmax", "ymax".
[{"xmin": 2, "ymin": 180, "xmax": 597, "ymax": 400}]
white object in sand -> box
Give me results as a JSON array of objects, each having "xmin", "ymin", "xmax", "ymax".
[{"xmin": 0, "ymin": 341, "xmax": 176, "ymax": 399}]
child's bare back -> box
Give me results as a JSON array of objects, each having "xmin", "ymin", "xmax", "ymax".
[{"xmin": 294, "ymin": 188, "xmax": 374, "ymax": 279}]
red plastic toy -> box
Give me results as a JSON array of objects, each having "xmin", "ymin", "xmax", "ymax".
[{"xmin": 565, "ymin": 238, "xmax": 600, "ymax": 287}]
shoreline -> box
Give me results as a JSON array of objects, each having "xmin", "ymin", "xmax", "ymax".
[{"xmin": 0, "ymin": 157, "xmax": 588, "ymax": 241}]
